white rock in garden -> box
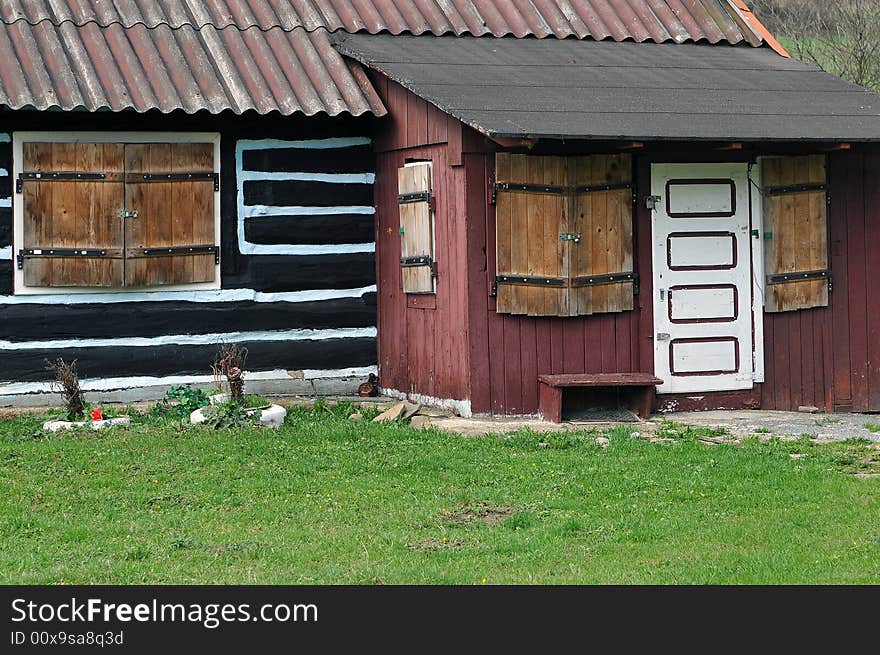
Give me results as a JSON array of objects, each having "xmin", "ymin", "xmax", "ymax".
[
  {"xmin": 43, "ymin": 417, "xmax": 131, "ymax": 432},
  {"xmin": 595, "ymin": 437, "xmax": 610, "ymax": 448},
  {"xmin": 190, "ymin": 404, "xmax": 287, "ymax": 429}
]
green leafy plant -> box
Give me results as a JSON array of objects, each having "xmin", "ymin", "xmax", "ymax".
[
  {"xmin": 200, "ymin": 400, "xmax": 259, "ymax": 430},
  {"xmin": 244, "ymin": 394, "xmax": 271, "ymax": 409},
  {"xmin": 153, "ymin": 385, "xmax": 210, "ymax": 419}
]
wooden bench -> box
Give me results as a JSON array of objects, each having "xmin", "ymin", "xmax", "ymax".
[{"xmin": 538, "ymin": 373, "xmax": 663, "ymax": 422}]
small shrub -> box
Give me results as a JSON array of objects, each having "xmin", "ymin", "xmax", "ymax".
[
  {"xmin": 153, "ymin": 385, "xmax": 210, "ymax": 419},
  {"xmin": 45, "ymin": 358, "xmax": 86, "ymax": 421}
]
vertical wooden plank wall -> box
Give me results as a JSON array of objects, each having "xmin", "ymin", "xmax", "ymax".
[
  {"xmin": 373, "ymin": 77, "xmax": 473, "ymax": 406},
  {"xmin": 464, "ymin": 151, "xmax": 646, "ymax": 415},
  {"xmin": 759, "ymin": 151, "xmax": 880, "ymax": 412},
  {"xmin": 464, "ymin": 147, "xmax": 880, "ymax": 415},
  {"xmin": 370, "ymin": 80, "xmax": 880, "ymax": 416}
]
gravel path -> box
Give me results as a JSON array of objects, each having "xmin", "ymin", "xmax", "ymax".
[{"xmin": 659, "ymin": 409, "xmax": 880, "ymax": 443}]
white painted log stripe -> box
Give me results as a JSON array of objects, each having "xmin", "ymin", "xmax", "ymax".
[
  {"xmin": 0, "ymin": 134, "xmax": 9, "ymax": 143},
  {"xmin": 235, "ymin": 137, "xmax": 375, "ymax": 256},
  {"xmin": 243, "ymin": 204, "xmax": 375, "ymax": 217},
  {"xmin": 239, "ymin": 241, "xmax": 375, "ymax": 255},
  {"xmin": 0, "ymin": 327, "xmax": 377, "ymax": 350},
  {"xmin": 0, "ymin": 246, "xmax": 10, "ymax": 261},
  {"xmin": 0, "ymin": 198, "xmax": 10, "ymax": 208},
  {"xmin": 0, "ymin": 365, "xmax": 379, "ymax": 396},
  {"xmin": 237, "ymin": 137, "xmax": 371, "ymax": 150},
  {"xmin": 0, "ymin": 168, "xmax": 8, "ymax": 176},
  {"xmin": 0, "ymin": 285, "xmax": 376, "ymax": 304},
  {"xmin": 238, "ymin": 171, "xmax": 375, "ymax": 184}
]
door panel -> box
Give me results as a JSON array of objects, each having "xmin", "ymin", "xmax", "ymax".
[{"xmin": 652, "ymin": 163, "xmax": 754, "ymax": 394}]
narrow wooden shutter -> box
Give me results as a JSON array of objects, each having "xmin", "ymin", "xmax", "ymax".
[
  {"xmin": 569, "ymin": 154, "xmax": 634, "ymax": 315},
  {"xmin": 20, "ymin": 142, "xmax": 124, "ymax": 287},
  {"xmin": 494, "ymin": 154, "xmax": 568, "ymax": 315},
  {"xmin": 124, "ymin": 143, "xmax": 216, "ymax": 287},
  {"xmin": 397, "ymin": 162, "xmax": 434, "ymax": 293},
  {"xmin": 762, "ymin": 155, "xmax": 828, "ymax": 312},
  {"xmin": 494, "ymin": 153, "xmax": 633, "ymax": 316}
]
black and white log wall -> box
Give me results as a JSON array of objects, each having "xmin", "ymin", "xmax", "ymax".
[{"xmin": 0, "ymin": 111, "xmax": 378, "ymax": 398}]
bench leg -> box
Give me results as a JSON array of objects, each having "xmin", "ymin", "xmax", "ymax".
[
  {"xmin": 539, "ymin": 384, "xmax": 563, "ymax": 423},
  {"xmin": 634, "ymin": 387, "xmax": 654, "ymax": 419}
]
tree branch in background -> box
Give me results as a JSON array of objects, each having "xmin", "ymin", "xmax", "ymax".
[{"xmin": 750, "ymin": 0, "xmax": 880, "ymax": 92}]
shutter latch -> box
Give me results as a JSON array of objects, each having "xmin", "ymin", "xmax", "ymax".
[
  {"xmin": 117, "ymin": 209, "xmax": 139, "ymax": 219},
  {"xmin": 559, "ymin": 232, "xmax": 581, "ymax": 243}
]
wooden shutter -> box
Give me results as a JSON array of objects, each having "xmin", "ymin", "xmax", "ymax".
[
  {"xmin": 569, "ymin": 154, "xmax": 634, "ymax": 315},
  {"xmin": 20, "ymin": 142, "xmax": 124, "ymax": 287},
  {"xmin": 495, "ymin": 154, "xmax": 567, "ymax": 315},
  {"xmin": 124, "ymin": 143, "xmax": 216, "ymax": 287},
  {"xmin": 762, "ymin": 155, "xmax": 828, "ymax": 312},
  {"xmin": 397, "ymin": 162, "xmax": 434, "ymax": 293},
  {"xmin": 494, "ymin": 153, "xmax": 634, "ymax": 316}
]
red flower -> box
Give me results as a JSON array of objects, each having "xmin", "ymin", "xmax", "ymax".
[{"xmin": 90, "ymin": 408, "xmax": 103, "ymax": 421}]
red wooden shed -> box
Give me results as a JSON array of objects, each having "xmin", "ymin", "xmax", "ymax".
[{"xmin": 335, "ymin": 18, "xmax": 880, "ymax": 419}]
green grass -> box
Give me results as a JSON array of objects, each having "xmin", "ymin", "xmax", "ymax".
[
  {"xmin": 1, "ymin": 408, "xmax": 879, "ymax": 584},
  {"xmin": 865, "ymin": 423, "xmax": 880, "ymax": 434}
]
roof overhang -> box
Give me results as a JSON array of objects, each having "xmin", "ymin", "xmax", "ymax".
[{"xmin": 334, "ymin": 34, "xmax": 880, "ymax": 143}]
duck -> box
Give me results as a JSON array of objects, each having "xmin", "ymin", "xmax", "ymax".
[{"xmin": 358, "ymin": 373, "xmax": 379, "ymax": 397}]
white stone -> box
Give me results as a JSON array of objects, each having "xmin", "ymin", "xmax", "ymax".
[
  {"xmin": 190, "ymin": 404, "xmax": 287, "ymax": 428},
  {"xmin": 208, "ymin": 393, "xmax": 230, "ymax": 406},
  {"xmin": 595, "ymin": 437, "xmax": 610, "ymax": 448},
  {"xmin": 43, "ymin": 417, "xmax": 131, "ymax": 432}
]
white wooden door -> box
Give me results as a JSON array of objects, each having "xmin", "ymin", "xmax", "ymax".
[{"xmin": 651, "ymin": 163, "xmax": 754, "ymax": 394}]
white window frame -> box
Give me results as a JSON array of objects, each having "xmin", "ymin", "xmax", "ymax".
[{"xmin": 12, "ymin": 131, "xmax": 222, "ymax": 295}]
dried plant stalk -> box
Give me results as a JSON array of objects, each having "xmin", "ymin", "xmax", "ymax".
[
  {"xmin": 45, "ymin": 357, "xmax": 86, "ymax": 420},
  {"xmin": 214, "ymin": 343, "xmax": 248, "ymax": 405}
]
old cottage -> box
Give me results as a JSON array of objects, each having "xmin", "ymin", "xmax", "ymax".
[{"xmin": 1, "ymin": 1, "xmax": 879, "ymax": 418}]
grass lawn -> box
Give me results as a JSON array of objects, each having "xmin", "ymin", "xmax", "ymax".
[{"xmin": 1, "ymin": 403, "xmax": 879, "ymax": 584}]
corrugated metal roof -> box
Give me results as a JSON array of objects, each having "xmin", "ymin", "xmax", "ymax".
[
  {"xmin": 0, "ymin": 1, "xmax": 780, "ymax": 116},
  {"xmin": 0, "ymin": 1, "xmax": 766, "ymax": 46},
  {"xmin": 0, "ymin": 21, "xmax": 386, "ymax": 115},
  {"xmin": 336, "ymin": 34, "xmax": 880, "ymax": 141}
]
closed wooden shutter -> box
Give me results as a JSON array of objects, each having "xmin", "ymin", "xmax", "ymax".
[
  {"xmin": 569, "ymin": 154, "xmax": 635, "ymax": 315},
  {"xmin": 762, "ymin": 155, "xmax": 828, "ymax": 312},
  {"xmin": 124, "ymin": 143, "xmax": 216, "ymax": 287},
  {"xmin": 495, "ymin": 154, "xmax": 568, "ymax": 315},
  {"xmin": 397, "ymin": 162, "xmax": 434, "ymax": 293},
  {"xmin": 494, "ymin": 153, "xmax": 634, "ymax": 316},
  {"xmin": 21, "ymin": 142, "xmax": 124, "ymax": 287}
]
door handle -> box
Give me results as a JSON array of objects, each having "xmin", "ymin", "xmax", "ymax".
[
  {"xmin": 659, "ymin": 288, "xmax": 667, "ymax": 300},
  {"xmin": 656, "ymin": 333, "xmax": 670, "ymax": 341}
]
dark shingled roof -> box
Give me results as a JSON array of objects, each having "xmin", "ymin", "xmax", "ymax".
[{"xmin": 334, "ymin": 34, "xmax": 880, "ymax": 141}]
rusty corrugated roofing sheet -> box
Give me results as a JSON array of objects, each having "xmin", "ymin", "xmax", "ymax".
[
  {"xmin": 0, "ymin": 1, "xmax": 776, "ymax": 116},
  {"xmin": 0, "ymin": 1, "xmax": 766, "ymax": 46},
  {"xmin": 0, "ymin": 21, "xmax": 386, "ymax": 115}
]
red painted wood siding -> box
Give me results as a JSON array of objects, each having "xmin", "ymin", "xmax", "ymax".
[
  {"xmin": 464, "ymin": 151, "xmax": 649, "ymax": 415},
  {"xmin": 374, "ymin": 75, "xmax": 880, "ymax": 415},
  {"xmin": 373, "ymin": 77, "xmax": 473, "ymax": 404}
]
